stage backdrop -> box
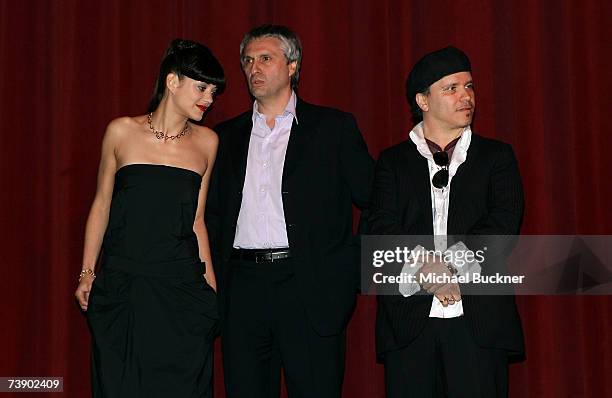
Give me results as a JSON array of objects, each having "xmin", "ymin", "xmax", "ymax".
[{"xmin": 1, "ymin": 0, "xmax": 611, "ymax": 396}]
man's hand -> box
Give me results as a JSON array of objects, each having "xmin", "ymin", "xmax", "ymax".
[
  {"xmin": 416, "ymin": 259, "xmax": 462, "ymax": 306},
  {"xmin": 434, "ymin": 283, "xmax": 462, "ymax": 307},
  {"xmin": 416, "ymin": 260, "xmax": 451, "ymax": 293}
]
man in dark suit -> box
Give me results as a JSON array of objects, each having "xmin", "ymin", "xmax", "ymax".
[
  {"xmin": 205, "ymin": 25, "xmax": 374, "ymax": 398},
  {"xmin": 368, "ymin": 47, "xmax": 525, "ymax": 397}
]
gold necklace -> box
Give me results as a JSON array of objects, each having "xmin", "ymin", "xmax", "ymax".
[{"xmin": 147, "ymin": 113, "xmax": 190, "ymax": 141}]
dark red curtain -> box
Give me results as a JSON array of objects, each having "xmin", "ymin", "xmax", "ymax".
[{"xmin": 1, "ymin": 1, "xmax": 611, "ymax": 396}]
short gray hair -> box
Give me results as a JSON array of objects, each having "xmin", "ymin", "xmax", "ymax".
[{"xmin": 240, "ymin": 24, "xmax": 302, "ymax": 89}]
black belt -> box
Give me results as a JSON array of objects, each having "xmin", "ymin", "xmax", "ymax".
[{"xmin": 231, "ymin": 248, "xmax": 292, "ymax": 263}]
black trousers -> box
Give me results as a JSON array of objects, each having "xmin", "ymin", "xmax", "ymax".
[
  {"xmin": 384, "ymin": 317, "xmax": 508, "ymax": 398},
  {"xmin": 222, "ymin": 257, "xmax": 345, "ymax": 398}
]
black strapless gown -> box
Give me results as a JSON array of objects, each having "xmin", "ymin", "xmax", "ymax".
[{"xmin": 87, "ymin": 164, "xmax": 217, "ymax": 398}]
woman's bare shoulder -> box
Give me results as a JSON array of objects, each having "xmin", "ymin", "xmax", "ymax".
[
  {"xmin": 103, "ymin": 115, "xmax": 146, "ymax": 141},
  {"xmin": 106, "ymin": 115, "xmax": 145, "ymax": 133},
  {"xmin": 190, "ymin": 124, "xmax": 219, "ymax": 150}
]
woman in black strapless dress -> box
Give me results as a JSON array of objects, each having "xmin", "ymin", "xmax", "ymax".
[{"xmin": 74, "ymin": 39, "xmax": 225, "ymax": 398}]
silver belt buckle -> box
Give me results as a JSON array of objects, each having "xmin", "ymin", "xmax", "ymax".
[{"xmin": 255, "ymin": 252, "xmax": 270, "ymax": 263}]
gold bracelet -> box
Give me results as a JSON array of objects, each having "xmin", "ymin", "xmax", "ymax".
[{"xmin": 78, "ymin": 268, "xmax": 96, "ymax": 282}]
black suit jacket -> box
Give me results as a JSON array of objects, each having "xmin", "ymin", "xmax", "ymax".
[
  {"xmin": 206, "ymin": 98, "xmax": 374, "ymax": 336},
  {"xmin": 368, "ymin": 133, "xmax": 525, "ymax": 357}
]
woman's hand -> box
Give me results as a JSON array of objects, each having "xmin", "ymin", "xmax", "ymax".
[
  {"xmin": 75, "ymin": 275, "xmax": 95, "ymax": 311},
  {"xmin": 203, "ymin": 273, "xmax": 217, "ymax": 293}
]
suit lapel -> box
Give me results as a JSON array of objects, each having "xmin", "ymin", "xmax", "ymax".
[
  {"xmin": 448, "ymin": 134, "xmax": 480, "ymax": 233},
  {"xmin": 229, "ymin": 113, "xmax": 252, "ymax": 190},
  {"xmin": 282, "ymin": 98, "xmax": 315, "ymax": 183},
  {"xmin": 405, "ymin": 141, "xmax": 434, "ymax": 235}
]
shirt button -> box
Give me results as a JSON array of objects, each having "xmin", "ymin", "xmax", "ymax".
[
  {"xmin": 262, "ymin": 162, "xmax": 268, "ymax": 168},
  {"xmin": 260, "ymin": 188, "xmax": 266, "ymax": 193}
]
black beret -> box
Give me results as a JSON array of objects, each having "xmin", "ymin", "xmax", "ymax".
[{"xmin": 406, "ymin": 46, "xmax": 471, "ymax": 102}]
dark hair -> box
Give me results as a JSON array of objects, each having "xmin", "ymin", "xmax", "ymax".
[
  {"xmin": 240, "ymin": 25, "xmax": 302, "ymax": 89},
  {"xmin": 147, "ymin": 39, "xmax": 226, "ymax": 112}
]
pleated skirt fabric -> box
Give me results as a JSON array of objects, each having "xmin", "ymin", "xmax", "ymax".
[{"xmin": 88, "ymin": 256, "xmax": 218, "ymax": 398}]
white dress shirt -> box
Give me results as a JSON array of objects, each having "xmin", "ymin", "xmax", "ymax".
[
  {"xmin": 233, "ymin": 92, "xmax": 298, "ymax": 249},
  {"xmin": 402, "ymin": 122, "xmax": 474, "ymax": 318}
]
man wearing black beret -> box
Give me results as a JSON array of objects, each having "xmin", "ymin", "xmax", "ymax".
[{"xmin": 368, "ymin": 47, "xmax": 525, "ymax": 397}]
